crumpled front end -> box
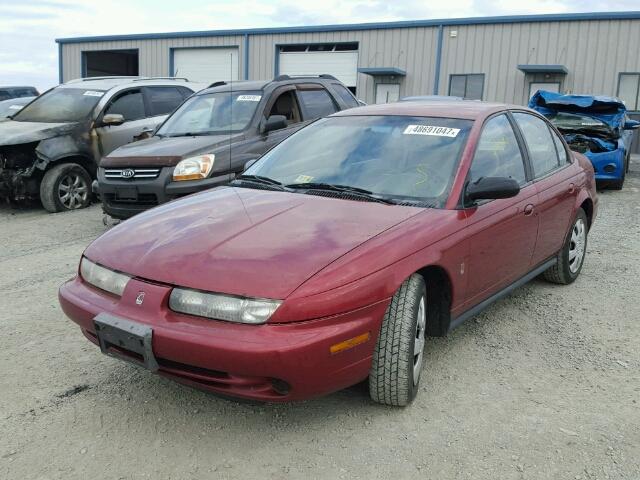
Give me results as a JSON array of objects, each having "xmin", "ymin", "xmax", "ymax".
[
  {"xmin": 563, "ymin": 134, "xmax": 625, "ymax": 181},
  {"xmin": 0, "ymin": 142, "xmax": 41, "ymax": 201}
]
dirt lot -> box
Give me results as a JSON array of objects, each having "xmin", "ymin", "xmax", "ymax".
[{"xmin": 1, "ymin": 159, "xmax": 639, "ymax": 480}]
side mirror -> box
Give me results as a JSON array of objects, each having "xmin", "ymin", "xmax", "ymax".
[
  {"xmin": 244, "ymin": 158, "xmax": 259, "ymax": 171},
  {"xmin": 263, "ymin": 115, "xmax": 287, "ymax": 134},
  {"xmin": 465, "ymin": 177, "xmax": 520, "ymax": 203},
  {"xmin": 624, "ymin": 119, "xmax": 640, "ymax": 130},
  {"xmin": 102, "ymin": 113, "xmax": 125, "ymax": 126}
]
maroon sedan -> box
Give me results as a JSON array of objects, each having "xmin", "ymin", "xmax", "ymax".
[{"xmin": 59, "ymin": 101, "xmax": 597, "ymax": 406}]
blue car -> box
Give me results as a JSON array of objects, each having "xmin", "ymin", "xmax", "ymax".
[{"xmin": 529, "ymin": 90, "xmax": 640, "ymax": 189}]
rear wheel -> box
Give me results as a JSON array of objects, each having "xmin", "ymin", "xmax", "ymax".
[
  {"xmin": 369, "ymin": 274, "xmax": 426, "ymax": 406},
  {"xmin": 40, "ymin": 163, "xmax": 92, "ymax": 213},
  {"xmin": 543, "ymin": 208, "xmax": 588, "ymax": 285}
]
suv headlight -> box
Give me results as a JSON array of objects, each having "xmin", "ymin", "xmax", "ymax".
[
  {"xmin": 80, "ymin": 257, "xmax": 131, "ymax": 297},
  {"xmin": 173, "ymin": 154, "xmax": 215, "ymax": 181},
  {"xmin": 169, "ymin": 288, "xmax": 281, "ymax": 324}
]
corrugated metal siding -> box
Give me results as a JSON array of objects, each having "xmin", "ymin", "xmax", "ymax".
[
  {"xmin": 60, "ymin": 18, "xmax": 640, "ymax": 106},
  {"xmin": 247, "ymin": 27, "xmax": 438, "ymax": 102},
  {"xmin": 438, "ymin": 19, "xmax": 640, "ymax": 105},
  {"xmin": 61, "ymin": 35, "xmax": 244, "ymax": 82}
]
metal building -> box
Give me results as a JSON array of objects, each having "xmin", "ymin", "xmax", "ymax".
[{"xmin": 57, "ymin": 12, "xmax": 640, "ymax": 131}]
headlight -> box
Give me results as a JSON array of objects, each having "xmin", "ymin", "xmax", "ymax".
[
  {"xmin": 173, "ymin": 154, "xmax": 215, "ymax": 181},
  {"xmin": 169, "ymin": 288, "xmax": 281, "ymax": 324},
  {"xmin": 80, "ymin": 257, "xmax": 131, "ymax": 297}
]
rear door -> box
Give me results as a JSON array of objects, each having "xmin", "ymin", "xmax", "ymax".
[
  {"xmin": 462, "ymin": 113, "xmax": 539, "ymax": 307},
  {"xmin": 512, "ymin": 111, "xmax": 578, "ymax": 264}
]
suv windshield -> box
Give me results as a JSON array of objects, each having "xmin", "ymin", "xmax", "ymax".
[
  {"xmin": 246, "ymin": 115, "xmax": 472, "ymax": 206},
  {"xmin": 157, "ymin": 90, "xmax": 261, "ymax": 137},
  {"xmin": 547, "ymin": 112, "xmax": 613, "ymax": 136},
  {"xmin": 12, "ymin": 88, "xmax": 104, "ymax": 123}
]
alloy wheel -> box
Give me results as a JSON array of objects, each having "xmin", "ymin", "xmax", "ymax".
[
  {"xmin": 413, "ymin": 296, "xmax": 426, "ymax": 385},
  {"xmin": 58, "ymin": 172, "xmax": 89, "ymax": 210}
]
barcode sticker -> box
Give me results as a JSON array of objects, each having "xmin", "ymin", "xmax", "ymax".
[
  {"xmin": 83, "ymin": 90, "xmax": 104, "ymax": 97},
  {"xmin": 8, "ymin": 105, "xmax": 23, "ymax": 110},
  {"xmin": 403, "ymin": 125, "xmax": 460, "ymax": 137},
  {"xmin": 237, "ymin": 95, "xmax": 261, "ymax": 102}
]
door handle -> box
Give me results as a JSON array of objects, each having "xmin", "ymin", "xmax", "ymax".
[
  {"xmin": 523, "ymin": 204, "xmax": 535, "ymax": 216},
  {"xmin": 568, "ymin": 183, "xmax": 575, "ymax": 194}
]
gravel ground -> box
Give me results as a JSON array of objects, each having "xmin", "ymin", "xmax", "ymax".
[{"xmin": 1, "ymin": 158, "xmax": 639, "ymax": 480}]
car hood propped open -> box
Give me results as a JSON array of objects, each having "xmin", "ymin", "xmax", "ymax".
[
  {"xmin": 84, "ymin": 187, "xmax": 423, "ymax": 299},
  {"xmin": 529, "ymin": 90, "xmax": 627, "ymax": 132}
]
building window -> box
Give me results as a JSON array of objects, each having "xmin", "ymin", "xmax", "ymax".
[
  {"xmin": 618, "ymin": 73, "xmax": 640, "ymax": 111},
  {"xmin": 449, "ymin": 74, "xmax": 484, "ymax": 100}
]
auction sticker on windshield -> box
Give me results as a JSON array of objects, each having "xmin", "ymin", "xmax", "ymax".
[
  {"xmin": 83, "ymin": 91, "xmax": 104, "ymax": 97},
  {"xmin": 237, "ymin": 95, "xmax": 261, "ymax": 102},
  {"xmin": 403, "ymin": 125, "xmax": 460, "ymax": 137}
]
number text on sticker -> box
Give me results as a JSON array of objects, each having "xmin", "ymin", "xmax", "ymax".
[
  {"xmin": 403, "ymin": 125, "xmax": 460, "ymax": 137},
  {"xmin": 237, "ymin": 95, "xmax": 261, "ymax": 102}
]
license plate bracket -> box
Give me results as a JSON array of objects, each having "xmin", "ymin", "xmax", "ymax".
[
  {"xmin": 93, "ymin": 313, "xmax": 158, "ymax": 371},
  {"xmin": 115, "ymin": 186, "xmax": 138, "ymax": 201}
]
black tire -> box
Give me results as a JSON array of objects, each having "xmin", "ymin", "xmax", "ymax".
[
  {"xmin": 369, "ymin": 274, "xmax": 427, "ymax": 406},
  {"xmin": 543, "ymin": 208, "xmax": 588, "ymax": 285},
  {"xmin": 40, "ymin": 163, "xmax": 92, "ymax": 213}
]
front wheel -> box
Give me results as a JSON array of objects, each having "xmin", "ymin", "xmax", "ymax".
[
  {"xmin": 40, "ymin": 163, "xmax": 92, "ymax": 213},
  {"xmin": 369, "ymin": 274, "xmax": 427, "ymax": 406},
  {"xmin": 543, "ymin": 208, "xmax": 588, "ymax": 285}
]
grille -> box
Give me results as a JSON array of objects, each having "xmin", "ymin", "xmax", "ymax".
[
  {"xmin": 103, "ymin": 193, "xmax": 158, "ymax": 206},
  {"xmin": 104, "ymin": 168, "xmax": 161, "ymax": 180}
]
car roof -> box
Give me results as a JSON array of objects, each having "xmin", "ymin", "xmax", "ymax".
[
  {"xmin": 332, "ymin": 100, "xmax": 529, "ymax": 120},
  {"xmin": 0, "ymin": 86, "xmax": 37, "ymax": 90},
  {"xmin": 60, "ymin": 76, "xmax": 200, "ymax": 91}
]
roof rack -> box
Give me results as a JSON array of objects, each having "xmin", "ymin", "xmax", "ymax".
[
  {"xmin": 272, "ymin": 74, "xmax": 338, "ymax": 82},
  {"xmin": 207, "ymin": 81, "xmax": 227, "ymax": 88},
  {"xmin": 66, "ymin": 76, "xmax": 190, "ymax": 84},
  {"xmin": 132, "ymin": 76, "xmax": 190, "ymax": 82}
]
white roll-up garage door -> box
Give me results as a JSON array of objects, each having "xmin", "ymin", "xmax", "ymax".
[
  {"xmin": 172, "ymin": 47, "xmax": 239, "ymax": 84},
  {"xmin": 278, "ymin": 50, "xmax": 358, "ymax": 88}
]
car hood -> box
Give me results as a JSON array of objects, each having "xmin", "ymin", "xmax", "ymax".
[
  {"xmin": 529, "ymin": 90, "xmax": 627, "ymax": 132},
  {"xmin": 84, "ymin": 187, "xmax": 423, "ymax": 299},
  {"xmin": 100, "ymin": 134, "xmax": 244, "ymax": 167},
  {"xmin": 0, "ymin": 120, "xmax": 76, "ymax": 146}
]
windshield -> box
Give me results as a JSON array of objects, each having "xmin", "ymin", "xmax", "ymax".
[
  {"xmin": 246, "ymin": 115, "xmax": 473, "ymax": 206},
  {"xmin": 12, "ymin": 88, "xmax": 104, "ymax": 123},
  {"xmin": 157, "ymin": 91, "xmax": 261, "ymax": 137},
  {"xmin": 548, "ymin": 112, "xmax": 611, "ymax": 133}
]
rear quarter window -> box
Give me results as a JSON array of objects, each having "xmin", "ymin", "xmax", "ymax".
[{"xmin": 331, "ymin": 84, "xmax": 359, "ymax": 108}]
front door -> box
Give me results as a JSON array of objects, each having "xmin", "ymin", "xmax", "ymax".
[
  {"xmin": 462, "ymin": 114, "xmax": 539, "ymax": 307},
  {"xmin": 95, "ymin": 89, "xmax": 151, "ymax": 156}
]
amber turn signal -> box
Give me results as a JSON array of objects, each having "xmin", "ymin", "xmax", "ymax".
[{"xmin": 329, "ymin": 332, "xmax": 370, "ymax": 355}]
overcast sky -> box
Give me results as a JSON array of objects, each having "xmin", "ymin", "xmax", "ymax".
[{"xmin": 0, "ymin": 0, "xmax": 638, "ymax": 91}]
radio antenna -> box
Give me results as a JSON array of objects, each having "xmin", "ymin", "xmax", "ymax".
[{"xmin": 228, "ymin": 52, "xmax": 233, "ymax": 177}]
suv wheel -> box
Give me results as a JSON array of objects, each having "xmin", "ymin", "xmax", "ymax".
[
  {"xmin": 369, "ymin": 274, "xmax": 427, "ymax": 406},
  {"xmin": 543, "ymin": 208, "xmax": 588, "ymax": 285},
  {"xmin": 40, "ymin": 163, "xmax": 92, "ymax": 213}
]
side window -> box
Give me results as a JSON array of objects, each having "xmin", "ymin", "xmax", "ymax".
[
  {"xmin": 513, "ymin": 112, "xmax": 559, "ymax": 177},
  {"xmin": 104, "ymin": 90, "xmax": 145, "ymax": 122},
  {"xmin": 470, "ymin": 114, "xmax": 526, "ymax": 185},
  {"xmin": 331, "ymin": 83, "xmax": 359, "ymax": 108},
  {"xmin": 145, "ymin": 87, "xmax": 184, "ymax": 117},
  {"xmin": 177, "ymin": 86, "xmax": 195, "ymax": 100},
  {"xmin": 267, "ymin": 90, "xmax": 302, "ymax": 126},
  {"xmin": 550, "ymin": 128, "xmax": 569, "ymax": 164},
  {"xmin": 297, "ymin": 89, "xmax": 338, "ymax": 119}
]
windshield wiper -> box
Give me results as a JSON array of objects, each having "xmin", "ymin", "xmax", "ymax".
[
  {"xmin": 231, "ymin": 174, "xmax": 285, "ymax": 191},
  {"xmin": 285, "ymin": 182, "xmax": 395, "ymax": 204},
  {"xmin": 167, "ymin": 131, "xmax": 213, "ymax": 138}
]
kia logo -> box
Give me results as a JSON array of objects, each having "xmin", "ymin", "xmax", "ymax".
[{"xmin": 121, "ymin": 169, "xmax": 135, "ymax": 179}]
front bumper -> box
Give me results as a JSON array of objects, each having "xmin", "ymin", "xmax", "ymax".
[
  {"xmin": 585, "ymin": 148, "xmax": 625, "ymax": 182},
  {"xmin": 97, "ymin": 166, "xmax": 233, "ymax": 219},
  {"xmin": 59, "ymin": 276, "xmax": 386, "ymax": 402}
]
